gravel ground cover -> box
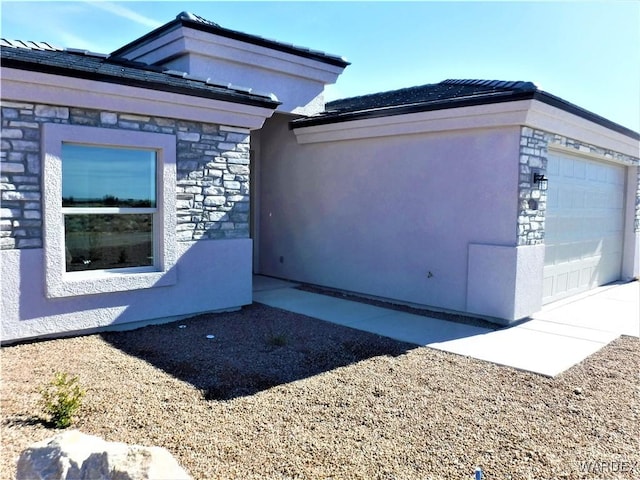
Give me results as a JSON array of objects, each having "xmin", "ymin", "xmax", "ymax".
[{"xmin": 1, "ymin": 303, "xmax": 638, "ymax": 479}]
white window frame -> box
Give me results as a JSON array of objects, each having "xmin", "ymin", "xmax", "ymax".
[{"xmin": 43, "ymin": 124, "xmax": 177, "ymax": 298}]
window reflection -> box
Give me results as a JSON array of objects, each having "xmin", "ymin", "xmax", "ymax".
[
  {"xmin": 65, "ymin": 214, "xmax": 153, "ymax": 271},
  {"xmin": 62, "ymin": 144, "xmax": 157, "ymax": 272},
  {"xmin": 62, "ymin": 144, "xmax": 156, "ymax": 208}
]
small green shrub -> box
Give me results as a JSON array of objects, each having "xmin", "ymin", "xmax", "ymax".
[{"xmin": 40, "ymin": 372, "xmax": 85, "ymax": 428}]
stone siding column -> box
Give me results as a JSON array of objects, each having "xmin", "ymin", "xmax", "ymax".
[
  {"xmin": 1, "ymin": 101, "xmax": 251, "ymax": 250},
  {"xmin": 636, "ymin": 166, "xmax": 640, "ymax": 233},
  {"xmin": 1, "ymin": 102, "xmax": 43, "ymax": 249},
  {"xmin": 175, "ymin": 124, "xmax": 250, "ymax": 241},
  {"xmin": 517, "ymin": 127, "xmax": 548, "ymax": 246}
]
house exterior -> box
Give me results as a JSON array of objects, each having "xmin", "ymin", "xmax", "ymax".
[
  {"xmin": 1, "ymin": 12, "xmax": 638, "ymax": 343},
  {"xmin": 259, "ymin": 81, "xmax": 640, "ymax": 322}
]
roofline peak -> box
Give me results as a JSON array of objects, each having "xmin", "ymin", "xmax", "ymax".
[
  {"xmin": 112, "ymin": 12, "xmax": 349, "ymax": 68},
  {"xmin": 440, "ymin": 79, "xmax": 538, "ymax": 91},
  {"xmin": 177, "ymin": 11, "xmax": 220, "ymax": 28}
]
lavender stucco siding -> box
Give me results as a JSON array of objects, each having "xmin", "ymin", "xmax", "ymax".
[
  {"xmin": 258, "ymin": 114, "xmax": 522, "ymax": 315},
  {"xmin": 1, "ymin": 102, "xmax": 254, "ymax": 343},
  {"xmin": 1, "ymin": 240, "xmax": 252, "ymax": 341},
  {"xmin": 258, "ymin": 114, "xmax": 639, "ymax": 322}
]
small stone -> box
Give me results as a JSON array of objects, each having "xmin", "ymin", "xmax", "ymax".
[
  {"xmin": 1, "ymin": 129, "xmax": 23, "ymax": 139},
  {"xmin": 35, "ymin": 105, "xmax": 69, "ymax": 119},
  {"xmin": 217, "ymin": 142, "xmax": 237, "ymax": 151},
  {"xmin": 203, "ymin": 196, "xmax": 226, "ymax": 207},
  {"xmin": 178, "ymin": 131, "xmax": 201, "ymax": 142},
  {"xmin": 100, "ymin": 112, "xmax": 118, "ymax": 125}
]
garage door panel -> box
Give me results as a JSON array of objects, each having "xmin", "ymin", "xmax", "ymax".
[
  {"xmin": 546, "ymin": 188, "xmax": 559, "ymax": 208},
  {"xmin": 543, "ymin": 153, "xmax": 624, "ymax": 304},
  {"xmin": 573, "ymin": 161, "xmax": 586, "ymax": 179},
  {"xmin": 608, "ymin": 167, "xmax": 625, "ymax": 185},
  {"xmin": 568, "ymin": 270, "xmax": 580, "ymax": 290},
  {"xmin": 580, "ymin": 267, "xmax": 594, "ymax": 288}
]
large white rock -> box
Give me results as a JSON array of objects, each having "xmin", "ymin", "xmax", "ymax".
[{"xmin": 16, "ymin": 430, "xmax": 192, "ymax": 480}]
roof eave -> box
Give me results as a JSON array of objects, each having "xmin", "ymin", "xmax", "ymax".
[
  {"xmin": 1, "ymin": 56, "xmax": 281, "ymax": 110},
  {"xmin": 292, "ymin": 90, "xmax": 640, "ymax": 140},
  {"xmin": 112, "ymin": 17, "xmax": 350, "ymax": 69},
  {"xmin": 532, "ymin": 91, "xmax": 639, "ymax": 140},
  {"xmin": 291, "ymin": 91, "xmax": 537, "ymax": 129}
]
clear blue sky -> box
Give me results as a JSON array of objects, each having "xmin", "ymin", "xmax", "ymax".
[{"xmin": 2, "ymin": 1, "xmax": 639, "ymax": 132}]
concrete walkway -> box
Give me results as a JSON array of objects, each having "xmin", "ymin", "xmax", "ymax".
[{"xmin": 253, "ymin": 276, "xmax": 639, "ymax": 377}]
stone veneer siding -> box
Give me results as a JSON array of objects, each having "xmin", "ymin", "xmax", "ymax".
[
  {"xmin": 517, "ymin": 127, "xmax": 548, "ymax": 246},
  {"xmin": 636, "ymin": 166, "xmax": 640, "ymax": 232},
  {"xmin": 518, "ymin": 126, "xmax": 640, "ymax": 245},
  {"xmin": 1, "ymin": 102, "xmax": 250, "ymax": 249}
]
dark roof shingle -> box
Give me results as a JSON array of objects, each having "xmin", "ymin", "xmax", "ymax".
[
  {"xmin": 325, "ymin": 79, "xmax": 538, "ymax": 113},
  {"xmin": 293, "ymin": 79, "xmax": 639, "ymax": 139},
  {"xmin": 112, "ymin": 12, "xmax": 350, "ymax": 69},
  {"xmin": 0, "ymin": 39, "xmax": 280, "ymax": 109}
]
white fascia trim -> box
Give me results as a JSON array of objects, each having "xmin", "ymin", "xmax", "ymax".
[
  {"xmin": 1, "ymin": 67, "xmax": 275, "ymax": 130},
  {"xmin": 524, "ymin": 100, "xmax": 639, "ymax": 158},
  {"xmin": 125, "ymin": 26, "xmax": 345, "ymax": 85},
  {"xmin": 293, "ymin": 100, "xmax": 533, "ymax": 144},
  {"xmin": 117, "ymin": 26, "xmax": 185, "ymax": 63},
  {"xmin": 181, "ymin": 29, "xmax": 345, "ymax": 84}
]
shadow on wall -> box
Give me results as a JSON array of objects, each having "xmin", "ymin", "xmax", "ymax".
[
  {"xmin": 99, "ymin": 303, "xmax": 416, "ymax": 401},
  {"xmin": 15, "ymin": 206, "xmax": 414, "ymax": 401}
]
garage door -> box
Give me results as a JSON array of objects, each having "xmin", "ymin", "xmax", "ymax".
[{"xmin": 543, "ymin": 152, "xmax": 625, "ymax": 304}]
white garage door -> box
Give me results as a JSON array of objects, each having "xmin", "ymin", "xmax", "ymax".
[{"xmin": 543, "ymin": 152, "xmax": 625, "ymax": 304}]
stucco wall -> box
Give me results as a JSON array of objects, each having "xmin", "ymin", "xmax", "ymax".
[
  {"xmin": 257, "ymin": 114, "xmax": 523, "ymax": 315},
  {"xmin": 1, "ymin": 240, "xmax": 252, "ymax": 342},
  {"xmin": 117, "ymin": 26, "xmax": 345, "ymax": 116},
  {"xmin": 258, "ymin": 110, "xmax": 638, "ymax": 321},
  {"xmin": 1, "ymin": 102, "xmax": 254, "ymax": 342}
]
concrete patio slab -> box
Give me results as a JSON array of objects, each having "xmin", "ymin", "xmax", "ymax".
[
  {"xmin": 253, "ymin": 288, "xmax": 392, "ymax": 325},
  {"xmin": 531, "ymin": 281, "xmax": 639, "ymax": 338},
  {"xmin": 516, "ymin": 319, "xmax": 621, "ymax": 343},
  {"xmin": 429, "ymin": 325, "xmax": 616, "ymax": 377},
  {"xmin": 253, "ymin": 287, "xmax": 491, "ymax": 344},
  {"xmin": 253, "ymin": 276, "xmax": 638, "ymax": 377},
  {"xmin": 253, "ymin": 275, "xmax": 300, "ymax": 292},
  {"xmin": 350, "ymin": 311, "xmax": 491, "ymax": 345}
]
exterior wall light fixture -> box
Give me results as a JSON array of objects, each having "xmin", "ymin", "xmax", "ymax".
[{"xmin": 532, "ymin": 171, "xmax": 548, "ymax": 190}]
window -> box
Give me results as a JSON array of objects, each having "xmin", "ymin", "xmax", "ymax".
[
  {"xmin": 43, "ymin": 124, "xmax": 176, "ymax": 298},
  {"xmin": 62, "ymin": 144, "xmax": 157, "ymax": 272}
]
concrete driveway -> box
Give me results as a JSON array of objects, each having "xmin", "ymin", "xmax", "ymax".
[
  {"xmin": 254, "ymin": 277, "xmax": 639, "ymax": 377},
  {"xmin": 530, "ymin": 281, "xmax": 639, "ymax": 337},
  {"xmin": 427, "ymin": 281, "xmax": 638, "ymax": 377}
]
